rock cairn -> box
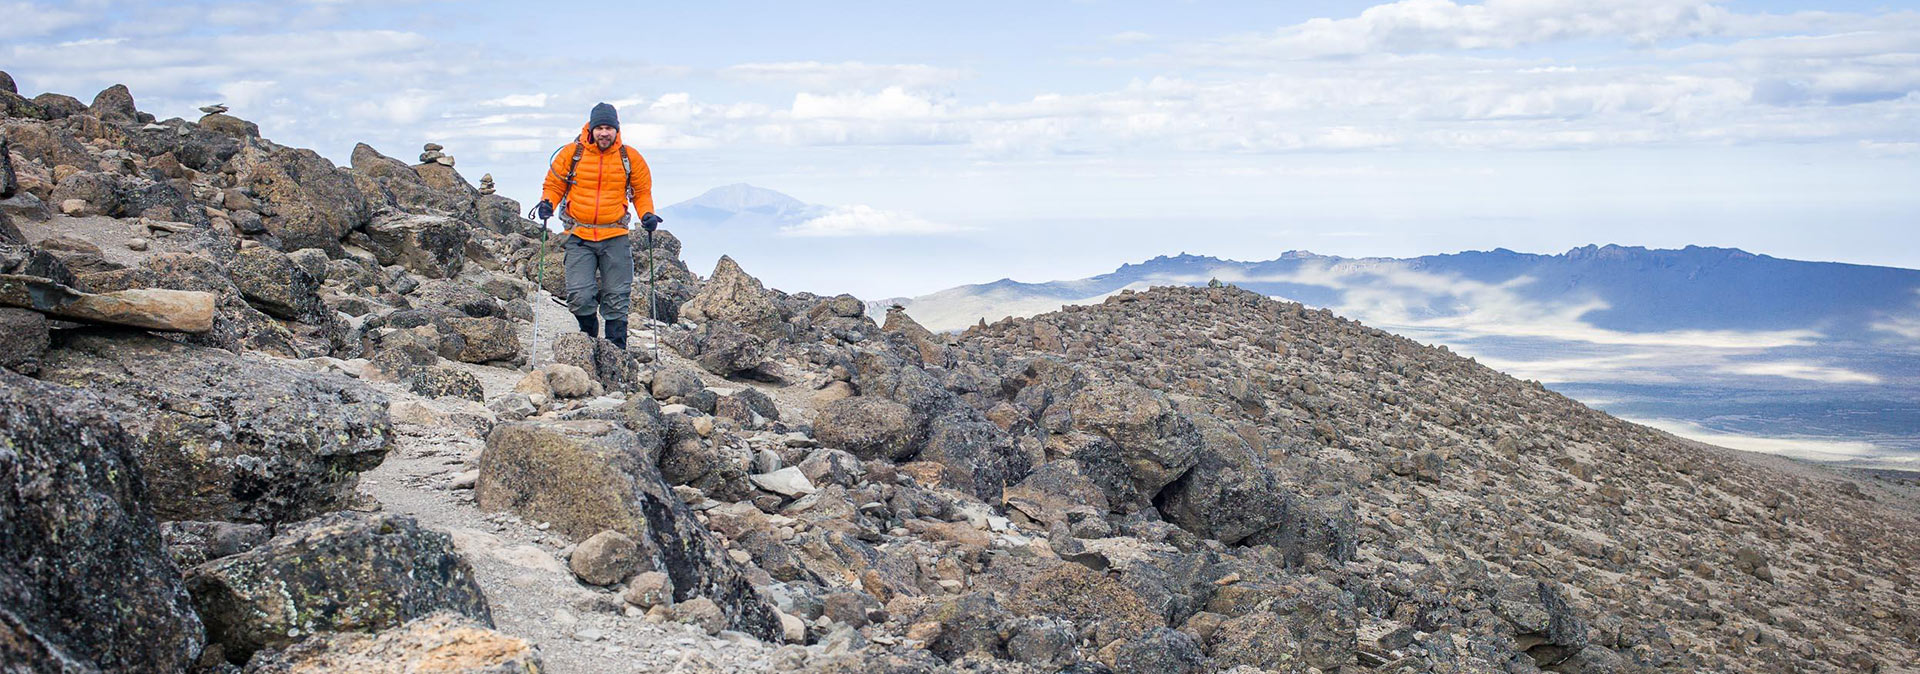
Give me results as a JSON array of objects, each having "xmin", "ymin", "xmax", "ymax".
[
  {"xmin": 479, "ymin": 172, "xmax": 495, "ymax": 195},
  {"xmin": 420, "ymin": 142, "xmax": 454, "ymax": 167}
]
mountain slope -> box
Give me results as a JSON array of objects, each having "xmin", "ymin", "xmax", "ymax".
[{"xmin": 939, "ymin": 285, "xmax": 1920, "ymax": 672}]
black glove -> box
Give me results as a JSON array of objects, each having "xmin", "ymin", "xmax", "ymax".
[
  {"xmin": 536, "ymin": 200, "xmax": 554, "ymax": 220},
  {"xmin": 640, "ymin": 212, "xmax": 662, "ymax": 232}
]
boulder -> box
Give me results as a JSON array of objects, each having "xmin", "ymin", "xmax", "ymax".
[
  {"xmin": 79, "ymin": 253, "xmax": 306, "ymax": 355},
  {"xmin": 199, "ymin": 112, "xmax": 260, "ymax": 139},
  {"xmin": 1113, "ymin": 628, "xmax": 1207, "ymax": 674},
  {"xmin": 50, "ymin": 171, "xmax": 122, "ymax": 217},
  {"xmin": 0, "ymin": 275, "xmax": 212, "ymax": 334},
  {"xmin": 1491, "ymin": 578, "xmax": 1589, "ymax": 665},
  {"xmin": 366, "ymin": 212, "xmax": 468, "ymax": 279},
  {"xmin": 87, "ymin": 84, "xmax": 139, "ymax": 123},
  {"xmin": 551, "ymin": 330, "xmax": 643, "ymax": 391},
  {"xmin": 1004, "ymin": 460, "xmax": 1110, "ymax": 526},
  {"xmin": 681, "ymin": 255, "xmax": 784, "ymax": 340},
  {"xmin": 0, "ymin": 306, "xmax": 50, "ymax": 373},
  {"xmin": 0, "ymin": 372, "xmax": 206, "ymax": 673},
  {"xmin": 680, "ymin": 320, "xmax": 767, "ymax": 376},
  {"xmin": 37, "ymin": 332, "xmax": 393, "ymax": 524},
  {"xmin": 228, "ymin": 245, "xmax": 325, "ymax": 321},
  {"xmin": 443, "ymin": 316, "xmax": 520, "ymax": 363},
  {"xmin": 649, "ymin": 366, "xmax": 704, "ymax": 400},
  {"xmin": 813, "ymin": 396, "xmax": 917, "ymax": 461},
  {"xmin": 245, "ymin": 146, "xmax": 371, "ymax": 252},
  {"xmin": 239, "ymin": 612, "xmax": 541, "ymax": 674},
  {"xmin": 475, "ymin": 419, "xmax": 780, "ymax": 640},
  {"xmin": 1156, "ymin": 417, "xmax": 1293, "ymax": 545},
  {"xmin": 1202, "ymin": 575, "xmax": 1357, "ymax": 671},
  {"xmin": 32, "ymin": 93, "xmax": 87, "ymax": 120},
  {"xmin": 569, "ymin": 530, "xmax": 644, "ymax": 586},
  {"xmin": 407, "ymin": 364, "xmax": 485, "ymax": 402},
  {"xmin": 1066, "ymin": 382, "xmax": 1200, "ymax": 505},
  {"xmin": 185, "ymin": 512, "xmax": 492, "ymax": 663}
]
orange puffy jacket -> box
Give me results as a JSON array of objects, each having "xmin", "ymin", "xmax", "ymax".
[{"xmin": 541, "ymin": 124, "xmax": 654, "ymax": 242}]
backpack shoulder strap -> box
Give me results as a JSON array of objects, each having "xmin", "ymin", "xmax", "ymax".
[
  {"xmin": 620, "ymin": 147, "xmax": 634, "ymax": 202},
  {"xmin": 557, "ymin": 142, "xmax": 585, "ymax": 205}
]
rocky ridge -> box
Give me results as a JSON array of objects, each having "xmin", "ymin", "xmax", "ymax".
[{"xmin": 3, "ymin": 74, "xmax": 1917, "ymax": 674}]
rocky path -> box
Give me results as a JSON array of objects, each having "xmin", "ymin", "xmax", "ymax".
[{"xmin": 354, "ymin": 289, "xmax": 808, "ymax": 673}]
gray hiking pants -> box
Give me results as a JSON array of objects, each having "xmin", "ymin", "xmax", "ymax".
[{"xmin": 562, "ymin": 234, "xmax": 633, "ymax": 319}]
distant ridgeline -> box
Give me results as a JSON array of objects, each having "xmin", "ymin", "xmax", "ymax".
[{"xmin": 894, "ymin": 246, "xmax": 1920, "ymax": 342}]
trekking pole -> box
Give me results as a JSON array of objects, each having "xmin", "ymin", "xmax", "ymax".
[
  {"xmin": 525, "ymin": 205, "xmax": 550, "ymax": 369},
  {"xmin": 647, "ymin": 227, "xmax": 660, "ymax": 363}
]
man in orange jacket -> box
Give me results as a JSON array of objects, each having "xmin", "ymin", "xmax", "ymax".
[{"xmin": 536, "ymin": 102, "xmax": 661, "ymax": 350}]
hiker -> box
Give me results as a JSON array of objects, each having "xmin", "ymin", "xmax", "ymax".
[{"xmin": 536, "ymin": 102, "xmax": 662, "ymax": 350}]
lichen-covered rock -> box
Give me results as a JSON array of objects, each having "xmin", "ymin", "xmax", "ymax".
[
  {"xmin": 1202, "ymin": 575, "xmax": 1357, "ymax": 671},
  {"xmin": 1066, "ymin": 382, "xmax": 1199, "ymax": 500},
  {"xmin": 0, "ymin": 306, "xmax": 50, "ymax": 373},
  {"xmin": 813, "ymin": 396, "xmax": 917, "ymax": 461},
  {"xmin": 240, "ymin": 612, "xmax": 541, "ymax": 674},
  {"xmin": 407, "ymin": 364, "xmax": 485, "ymax": 402},
  {"xmin": 37, "ymin": 332, "xmax": 392, "ymax": 524},
  {"xmin": 443, "ymin": 316, "xmax": 519, "ymax": 364},
  {"xmin": 475, "ymin": 419, "xmax": 780, "ymax": 640},
  {"xmin": 1112, "ymin": 628, "xmax": 1207, "ymax": 674},
  {"xmin": 682, "ymin": 255, "xmax": 785, "ymax": 340},
  {"xmin": 366, "ymin": 212, "xmax": 468, "ymax": 279},
  {"xmin": 678, "ymin": 320, "xmax": 767, "ymax": 376},
  {"xmin": 1155, "ymin": 417, "xmax": 1292, "ymax": 545},
  {"xmin": 229, "ymin": 245, "xmax": 325, "ymax": 321},
  {"xmin": 185, "ymin": 512, "xmax": 492, "ymax": 663},
  {"xmin": 0, "ymin": 371, "xmax": 206, "ymax": 673},
  {"xmin": 244, "ymin": 145, "xmax": 371, "ymax": 252}
]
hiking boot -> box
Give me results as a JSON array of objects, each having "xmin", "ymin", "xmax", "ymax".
[
  {"xmin": 575, "ymin": 314, "xmax": 598, "ymax": 338},
  {"xmin": 604, "ymin": 318, "xmax": 628, "ymax": 351}
]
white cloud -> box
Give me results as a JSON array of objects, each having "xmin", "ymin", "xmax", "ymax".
[
  {"xmin": 1718, "ymin": 362, "xmax": 1882, "ymax": 385},
  {"xmin": 483, "ymin": 93, "xmax": 549, "ymax": 108},
  {"xmin": 721, "ymin": 61, "xmax": 970, "ymax": 90},
  {"xmin": 1107, "ymin": 31, "xmax": 1154, "ymax": 45},
  {"xmin": 1187, "ymin": 0, "xmax": 1737, "ymax": 61},
  {"xmin": 1627, "ymin": 417, "xmax": 1893, "ymax": 463},
  {"xmin": 0, "ymin": 2, "xmax": 93, "ymax": 39},
  {"xmin": 778, "ymin": 205, "xmax": 971, "ymax": 237}
]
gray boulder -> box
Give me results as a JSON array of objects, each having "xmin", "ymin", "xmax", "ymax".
[
  {"xmin": 244, "ymin": 146, "xmax": 371, "ymax": 252},
  {"xmin": 476, "ymin": 419, "xmax": 780, "ymax": 640},
  {"xmin": 681, "ymin": 255, "xmax": 784, "ymax": 340},
  {"xmin": 0, "ymin": 306, "xmax": 50, "ymax": 373},
  {"xmin": 185, "ymin": 512, "xmax": 491, "ymax": 663},
  {"xmin": 0, "ymin": 371, "xmax": 206, "ymax": 673},
  {"xmin": 1156, "ymin": 417, "xmax": 1292, "ymax": 545},
  {"xmin": 814, "ymin": 396, "xmax": 918, "ymax": 460},
  {"xmin": 442, "ymin": 316, "xmax": 519, "ymax": 364},
  {"xmin": 228, "ymin": 245, "xmax": 325, "ymax": 321},
  {"xmin": 366, "ymin": 212, "xmax": 468, "ymax": 279},
  {"xmin": 1066, "ymin": 382, "xmax": 1200, "ymax": 506},
  {"xmin": 37, "ymin": 332, "xmax": 393, "ymax": 524}
]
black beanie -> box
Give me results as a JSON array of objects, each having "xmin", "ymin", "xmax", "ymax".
[{"xmin": 589, "ymin": 102, "xmax": 619, "ymax": 131}]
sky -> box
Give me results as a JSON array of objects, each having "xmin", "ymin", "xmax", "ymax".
[{"xmin": 7, "ymin": 0, "xmax": 1920, "ymax": 297}]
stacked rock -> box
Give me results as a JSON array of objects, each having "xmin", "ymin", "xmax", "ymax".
[
  {"xmin": 419, "ymin": 143, "xmax": 454, "ymax": 167},
  {"xmin": 198, "ymin": 103, "xmax": 228, "ymax": 114},
  {"xmin": 479, "ymin": 173, "xmax": 495, "ymax": 195}
]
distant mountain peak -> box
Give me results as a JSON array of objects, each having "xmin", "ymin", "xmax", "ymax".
[{"xmin": 668, "ymin": 183, "xmax": 809, "ymax": 213}]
